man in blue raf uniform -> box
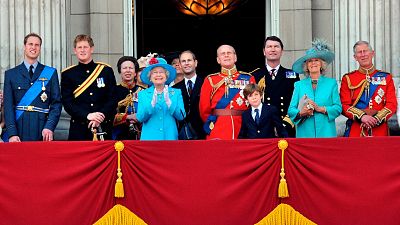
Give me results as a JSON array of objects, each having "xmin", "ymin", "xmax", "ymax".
[
  {"xmin": 4, "ymin": 33, "xmax": 62, "ymax": 142},
  {"xmin": 61, "ymin": 34, "xmax": 116, "ymax": 140},
  {"xmin": 251, "ymin": 36, "xmax": 299, "ymax": 137}
]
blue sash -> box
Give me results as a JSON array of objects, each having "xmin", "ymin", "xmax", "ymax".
[
  {"xmin": 15, "ymin": 66, "xmax": 55, "ymax": 120},
  {"xmin": 203, "ymin": 74, "xmax": 251, "ymax": 134},
  {"xmin": 344, "ymin": 72, "xmax": 387, "ymax": 136},
  {"xmin": 215, "ymin": 74, "xmax": 249, "ymax": 109}
]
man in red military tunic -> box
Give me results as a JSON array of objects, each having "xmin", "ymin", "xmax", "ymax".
[
  {"xmin": 340, "ymin": 40, "xmax": 397, "ymax": 137},
  {"xmin": 199, "ymin": 44, "xmax": 255, "ymax": 140}
]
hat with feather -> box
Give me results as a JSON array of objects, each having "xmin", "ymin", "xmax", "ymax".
[{"xmin": 292, "ymin": 39, "xmax": 335, "ymax": 74}]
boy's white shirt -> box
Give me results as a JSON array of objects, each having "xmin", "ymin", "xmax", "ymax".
[{"xmin": 251, "ymin": 103, "xmax": 263, "ymax": 121}]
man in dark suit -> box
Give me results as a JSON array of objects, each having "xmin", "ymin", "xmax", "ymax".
[
  {"xmin": 4, "ymin": 33, "xmax": 62, "ymax": 142},
  {"xmin": 251, "ymin": 36, "xmax": 299, "ymax": 137},
  {"xmin": 238, "ymin": 84, "xmax": 288, "ymax": 139},
  {"xmin": 61, "ymin": 34, "xmax": 116, "ymax": 140},
  {"xmin": 173, "ymin": 50, "xmax": 206, "ymax": 139}
]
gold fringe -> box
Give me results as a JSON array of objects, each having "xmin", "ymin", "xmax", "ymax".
[
  {"xmin": 93, "ymin": 204, "xmax": 148, "ymax": 225},
  {"xmin": 255, "ymin": 203, "xmax": 317, "ymax": 225},
  {"xmin": 114, "ymin": 141, "xmax": 125, "ymax": 198},
  {"xmin": 278, "ymin": 140, "xmax": 289, "ymax": 198}
]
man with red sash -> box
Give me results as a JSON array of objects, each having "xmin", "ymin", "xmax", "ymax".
[
  {"xmin": 199, "ymin": 45, "xmax": 255, "ymax": 140},
  {"xmin": 340, "ymin": 41, "xmax": 397, "ymax": 137},
  {"xmin": 4, "ymin": 33, "xmax": 62, "ymax": 142},
  {"xmin": 61, "ymin": 34, "xmax": 116, "ymax": 140}
]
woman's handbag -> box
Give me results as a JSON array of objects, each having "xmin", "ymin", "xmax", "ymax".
[{"xmin": 178, "ymin": 110, "xmax": 198, "ymax": 140}]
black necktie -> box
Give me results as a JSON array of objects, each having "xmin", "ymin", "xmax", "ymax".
[
  {"xmin": 254, "ymin": 108, "xmax": 260, "ymax": 125},
  {"xmin": 270, "ymin": 69, "xmax": 276, "ymax": 80},
  {"xmin": 187, "ymin": 80, "xmax": 193, "ymax": 96},
  {"xmin": 29, "ymin": 65, "xmax": 34, "ymax": 79}
]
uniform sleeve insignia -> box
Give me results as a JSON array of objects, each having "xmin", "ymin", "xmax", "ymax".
[
  {"xmin": 238, "ymin": 71, "xmax": 253, "ymax": 77},
  {"xmin": 61, "ymin": 64, "xmax": 77, "ymax": 73}
]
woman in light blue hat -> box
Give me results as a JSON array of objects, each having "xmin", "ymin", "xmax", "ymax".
[
  {"xmin": 136, "ymin": 57, "xmax": 185, "ymax": 140},
  {"xmin": 287, "ymin": 39, "xmax": 342, "ymax": 138}
]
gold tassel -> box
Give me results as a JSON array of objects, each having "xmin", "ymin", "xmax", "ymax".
[
  {"xmin": 255, "ymin": 203, "xmax": 317, "ymax": 225},
  {"xmin": 278, "ymin": 140, "xmax": 289, "ymax": 198},
  {"xmin": 114, "ymin": 141, "xmax": 124, "ymax": 198},
  {"xmin": 93, "ymin": 204, "xmax": 148, "ymax": 225}
]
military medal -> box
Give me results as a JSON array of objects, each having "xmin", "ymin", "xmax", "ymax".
[
  {"xmin": 236, "ymin": 97, "xmax": 243, "ymax": 106},
  {"xmin": 97, "ymin": 77, "xmax": 106, "ymax": 88},
  {"xmin": 39, "ymin": 78, "xmax": 48, "ymax": 102},
  {"xmin": 40, "ymin": 92, "xmax": 48, "ymax": 102}
]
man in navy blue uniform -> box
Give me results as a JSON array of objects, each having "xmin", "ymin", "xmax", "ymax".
[
  {"xmin": 61, "ymin": 34, "xmax": 116, "ymax": 140},
  {"xmin": 4, "ymin": 33, "xmax": 62, "ymax": 142},
  {"xmin": 251, "ymin": 36, "xmax": 299, "ymax": 137}
]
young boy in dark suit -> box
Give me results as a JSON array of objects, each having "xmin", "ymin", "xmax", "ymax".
[{"xmin": 238, "ymin": 84, "xmax": 288, "ymax": 139}]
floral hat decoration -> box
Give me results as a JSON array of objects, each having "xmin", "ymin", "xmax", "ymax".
[
  {"xmin": 292, "ymin": 39, "xmax": 335, "ymax": 74},
  {"xmin": 140, "ymin": 57, "xmax": 176, "ymax": 86}
]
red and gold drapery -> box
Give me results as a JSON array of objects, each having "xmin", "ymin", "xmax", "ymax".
[{"xmin": 0, "ymin": 137, "xmax": 399, "ymax": 225}]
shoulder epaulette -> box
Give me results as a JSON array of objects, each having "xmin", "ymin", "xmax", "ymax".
[
  {"xmin": 345, "ymin": 70, "xmax": 357, "ymax": 76},
  {"xmin": 137, "ymin": 84, "xmax": 147, "ymax": 89},
  {"xmin": 61, "ymin": 64, "xmax": 77, "ymax": 73},
  {"xmin": 239, "ymin": 71, "xmax": 253, "ymax": 76},
  {"xmin": 96, "ymin": 62, "xmax": 112, "ymax": 67},
  {"xmin": 249, "ymin": 68, "xmax": 260, "ymax": 74},
  {"xmin": 206, "ymin": 72, "xmax": 220, "ymax": 78}
]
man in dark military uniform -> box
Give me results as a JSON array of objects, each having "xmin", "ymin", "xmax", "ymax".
[
  {"xmin": 4, "ymin": 33, "xmax": 62, "ymax": 142},
  {"xmin": 251, "ymin": 36, "xmax": 299, "ymax": 137},
  {"xmin": 61, "ymin": 34, "xmax": 116, "ymax": 140}
]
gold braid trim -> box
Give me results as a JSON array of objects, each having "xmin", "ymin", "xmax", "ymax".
[
  {"xmin": 347, "ymin": 106, "xmax": 366, "ymax": 120},
  {"xmin": 374, "ymin": 107, "xmax": 392, "ymax": 123},
  {"xmin": 207, "ymin": 74, "xmax": 226, "ymax": 100},
  {"xmin": 344, "ymin": 74, "xmax": 368, "ymax": 119},
  {"xmin": 282, "ymin": 115, "xmax": 294, "ymax": 128}
]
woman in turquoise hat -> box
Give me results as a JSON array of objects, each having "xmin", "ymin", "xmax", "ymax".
[
  {"xmin": 136, "ymin": 57, "xmax": 185, "ymax": 140},
  {"xmin": 288, "ymin": 39, "xmax": 342, "ymax": 138}
]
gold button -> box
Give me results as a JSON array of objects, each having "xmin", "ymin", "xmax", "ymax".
[
  {"xmin": 257, "ymin": 130, "xmax": 260, "ymax": 133},
  {"xmin": 280, "ymin": 97, "xmax": 284, "ymax": 99},
  {"xmin": 281, "ymin": 103, "xmax": 284, "ymax": 105},
  {"xmin": 90, "ymin": 103, "xmax": 94, "ymax": 106},
  {"xmin": 90, "ymin": 93, "xmax": 93, "ymax": 96},
  {"xmin": 267, "ymin": 97, "xmax": 271, "ymax": 100},
  {"xmin": 267, "ymin": 103, "xmax": 270, "ymax": 105},
  {"xmin": 30, "ymin": 83, "xmax": 33, "ymax": 85},
  {"xmin": 281, "ymin": 109, "xmax": 284, "ymax": 112},
  {"xmin": 18, "ymin": 87, "xmax": 21, "ymax": 89}
]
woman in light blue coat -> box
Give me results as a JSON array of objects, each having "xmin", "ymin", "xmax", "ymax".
[
  {"xmin": 137, "ymin": 57, "xmax": 185, "ymax": 140},
  {"xmin": 288, "ymin": 40, "xmax": 342, "ymax": 138}
]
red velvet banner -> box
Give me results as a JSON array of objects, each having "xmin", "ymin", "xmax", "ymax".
[{"xmin": 0, "ymin": 137, "xmax": 399, "ymax": 225}]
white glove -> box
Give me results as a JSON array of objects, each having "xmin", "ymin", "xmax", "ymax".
[
  {"xmin": 151, "ymin": 88, "xmax": 157, "ymax": 107},
  {"xmin": 164, "ymin": 85, "xmax": 171, "ymax": 108}
]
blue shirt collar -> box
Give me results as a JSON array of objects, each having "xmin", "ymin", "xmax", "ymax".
[{"xmin": 23, "ymin": 60, "xmax": 39, "ymax": 72}]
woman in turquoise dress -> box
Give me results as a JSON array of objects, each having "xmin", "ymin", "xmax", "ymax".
[
  {"xmin": 136, "ymin": 57, "xmax": 185, "ymax": 140},
  {"xmin": 288, "ymin": 40, "xmax": 342, "ymax": 138}
]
